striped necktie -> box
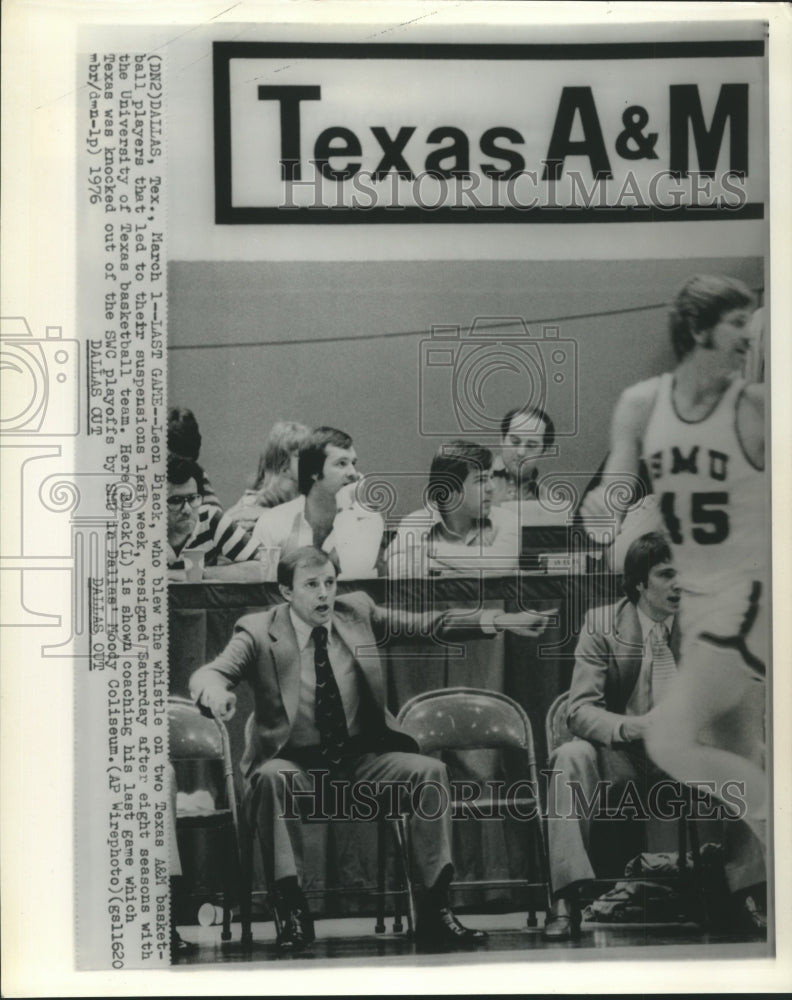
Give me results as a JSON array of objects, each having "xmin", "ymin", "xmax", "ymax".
[
  {"xmin": 650, "ymin": 622, "xmax": 677, "ymax": 706},
  {"xmin": 312, "ymin": 625, "xmax": 350, "ymax": 767}
]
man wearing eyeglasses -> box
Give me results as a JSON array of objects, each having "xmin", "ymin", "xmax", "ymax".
[{"xmin": 167, "ymin": 454, "xmax": 259, "ymax": 578}]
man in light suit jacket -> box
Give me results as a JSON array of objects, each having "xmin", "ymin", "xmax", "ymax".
[
  {"xmin": 543, "ymin": 532, "xmax": 684, "ymax": 940},
  {"xmin": 190, "ymin": 545, "xmax": 551, "ymax": 953}
]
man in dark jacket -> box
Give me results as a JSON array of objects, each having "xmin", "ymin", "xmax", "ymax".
[{"xmin": 191, "ymin": 545, "xmax": 551, "ymax": 953}]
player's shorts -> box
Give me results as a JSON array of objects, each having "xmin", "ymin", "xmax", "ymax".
[{"xmin": 679, "ymin": 575, "xmax": 768, "ymax": 678}]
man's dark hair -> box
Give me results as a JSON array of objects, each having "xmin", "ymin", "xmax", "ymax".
[
  {"xmin": 277, "ymin": 545, "xmax": 337, "ymax": 588},
  {"xmin": 500, "ymin": 404, "xmax": 556, "ymax": 453},
  {"xmin": 669, "ymin": 274, "xmax": 756, "ymax": 360},
  {"xmin": 168, "ymin": 406, "xmax": 203, "ymax": 461},
  {"xmin": 297, "ymin": 426, "xmax": 354, "ymax": 496},
  {"xmin": 428, "ymin": 440, "xmax": 493, "ymax": 514},
  {"xmin": 167, "ymin": 453, "xmax": 205, "ymax": 494},
  {"xmin": 623, "ymin": 531, "xmax": 673, "ymax": 604}
]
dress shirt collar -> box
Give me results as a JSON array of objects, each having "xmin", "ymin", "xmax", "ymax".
[
  {"xmin": 636, "ymin": 605, "xmax": 675, "ymax": 643},
  {"xmin": 289, "ymin": 607, "xmax": 334, "ymax": 651},
  {"xmin": 429, "ymin": 507, "xmax": 493, "ymax": 544}
]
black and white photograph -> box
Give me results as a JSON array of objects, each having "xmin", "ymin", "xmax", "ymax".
[{"xmin": 1, "ymin": 2, "xmax": 790, "ymax": 995}]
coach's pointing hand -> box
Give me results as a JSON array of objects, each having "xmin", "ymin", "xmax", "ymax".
[{"xmin": 493, "ymin": 609, "xmax": 557, "ymax": 638}]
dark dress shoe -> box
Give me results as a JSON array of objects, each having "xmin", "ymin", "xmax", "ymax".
[
  {"xmin": 415, "ymin": 906, "xmax": 488, "ymax": 952},
  {"xmin": 542, "ymin": 898, "xmax": 582, "ymax": 941},
  {"xmin": 273, "ymin": 892, "xmax": 315, "ymax": 953},
  {"xmin": 297, "ymin": 901, "xmax": 316, "ymax": 944},
  {"xmin": 171, "ymin": 930, "xmax": 199, "ymax": 959}
]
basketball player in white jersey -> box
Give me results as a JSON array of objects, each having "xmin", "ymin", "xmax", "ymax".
[{"xmin": 581, "ymin": 274, "xmax": 768, "ymax": 931}]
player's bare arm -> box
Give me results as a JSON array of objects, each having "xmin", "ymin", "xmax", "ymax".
[
  {"xmin": 736, "ymin": 382, "xmax": 765, "ymax": 470},
  {"xmin": 581, "ymin": 377, "xmax": 661, "ymax": 539}
]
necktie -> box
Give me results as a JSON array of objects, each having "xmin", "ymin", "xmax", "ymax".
[
  {"xmin": 312, "ymin": 626, "xmax": 350, "ymax": 767},
  {"xmin": 650, "ymin": 622, "xmax": 677, "ymax": 706}
]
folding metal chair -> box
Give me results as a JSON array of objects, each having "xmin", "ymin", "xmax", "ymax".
[
  {"xmin": 397, "ymin": 687, "xmax": 551, "ymax": 926},
  {"xmin": 168, "ymin": 695, "xmax": 251, "ymax": 943}
]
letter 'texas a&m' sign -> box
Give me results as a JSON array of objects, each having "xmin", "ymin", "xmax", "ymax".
[{"xmin": 213, "ymin": 40, "xmax": 766, "ymax": 224}]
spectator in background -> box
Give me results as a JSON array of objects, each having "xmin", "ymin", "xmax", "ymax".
[
  {"xmin": 490, "ymin": 404, "xmax": 555, "ymax": 507},
  {"xmin": 225, "ymin": 421, "xmax": 310, "ymax": 532},
  {"xmin": 386, "ymin": 440, "xmax": 520, "ymax": 577},
  {"xmin": 168, "ymin": 406, "xmax": 221, "ymax": 509},
  {"xmin": 251, "ymin": 427, "xmax": 384, "ymax": 578},
  {"xmin": 167, "ymin": 455, "xmax": 258, "ymax": 578}
]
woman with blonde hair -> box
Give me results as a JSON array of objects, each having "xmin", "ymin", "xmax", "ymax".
[{"xmin": 226, "ymin": 421, "xmax": 310, "ymax": 531}]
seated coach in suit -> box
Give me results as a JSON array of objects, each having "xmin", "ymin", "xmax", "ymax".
[
  {"xmin": 543, "ymin": 531, "xmax": 683, "ymax": 940},
  {"xmin": 190, "ymin": 545, "xmax": 552, "ymax": 953}
]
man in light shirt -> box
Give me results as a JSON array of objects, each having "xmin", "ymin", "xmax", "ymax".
[
  {"xmin": 386, "ymin": 440, "xmax": 520, "ymax": 577},
  {"xmin": 251, "ymin": 426, "xmax": 384, "ymax": 577}
]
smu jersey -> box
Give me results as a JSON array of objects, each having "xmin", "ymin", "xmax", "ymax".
[{"xmin": 642, "ymin": 373, "xmax": 766, "ymax": 595}]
